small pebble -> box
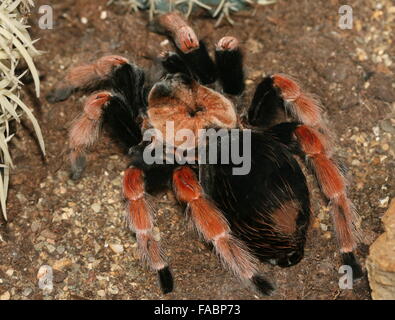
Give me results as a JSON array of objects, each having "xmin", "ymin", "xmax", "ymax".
[
  {"xmin": 100, "ymin": 11, "xmax": 107, "ymax": 20},
  {"xmin": 108, "ymin": 286, "xmax": 119, "ymax": 295},
  {"xmin": 46, "ymin": 244, "xmax": 56, "ymax": 253},
  {"xmin": 320, "ymin": 223, "xmax": 328, "ymax": 232},
  {"xmin": 53, "ymin": 258, "xmax": 72, "ymax": 271},
  {"xmin": 31, "ymin": 221, "xmax": 41, "ymax": 232},
  {"xmin": 109, "ymin": 243, "xmax": 124, "ymax": 254},
  {"xmin": 91, "ymin": 203, "xmax": 101, "ymax": 213},
  {"xmin": 351, "ymin": 159, "xmax": 361, "ymax": 166},
  {"xmin": 379, "ymin": 196, "xmax": 389, "ymax": 208},
  {"xmin": 323, "ymin": 232, "xmax": 332, "ymax": 239},
  {"xmin": 56, "ymin": 245, "xmax": 66, "ymax": 254},
  {"xmin": 37, "ymin": 265, "xmax": 54, "ymax": 294},
  {"xmin": 22, "ymin": 288, "xmax": 32, "ymax": 297},
  {"xmin": 6, "ymin": 269, "xmax": 14, "ymax": 277},
  {"xmin": 97, "ymin": 290, "xmax": 106, "ymax": 297},
  {"xmin": 160, "ymin": 39, "xmax": 169, "ymax": 47},
  {"xmin": 0, "ymin": 291, "xmax": 10, "ymax": 300},
  {"xmin": 81, "ymin": 17, "xmax": 88, "ymax": 24},
  {"xmin": 381, "ymin": 143, "xmax": 389, "ymax": 151},
  {"xmin": 153, "ymin": 227, "xmax": 161, "ymax": 241}
]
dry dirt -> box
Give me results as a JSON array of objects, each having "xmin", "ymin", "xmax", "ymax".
[{"xmin": 0, "ymin": 0, "xmax": 394, "ymax": 300}]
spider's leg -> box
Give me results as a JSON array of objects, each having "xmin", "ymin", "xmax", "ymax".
[
  {"xmin": 123, "ymin": 166, "xmax": 173, "ymax": 294},
  {"xmin": 215, "ymin": 36, "xmax": 245, "ymax": 95},
  {"xmin": 269, "ymin": 122, "xmax": 363, "ymax": 279},
  {"xmin": 46, "ymin": 55, "xmax": 129, "ymax": 103},
  {"xmin": 69, "ymin": 92, "xmax": 142, "ymax": 180},
  {"xmin": 247, "ymin": 74, "xmax": 325, "ymax": 130},
  {"xmin": 271, "ymin": 74, "xmax": 324, "ymax": 129},
  {"xmin": 153, "ymin": 12, "xmax": 217, "ymax": 84},
  {"xmin": 69, "ymin": 92, "xmax": 110, "ymax": 180},
  {"xmin": 172, "ymin": 166, "xmax": 274, "ymax": 296}
]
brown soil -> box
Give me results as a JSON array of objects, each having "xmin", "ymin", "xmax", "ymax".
[{"xmin": 0, "ymin": 0, "xmax": 394, "ymax": 300}]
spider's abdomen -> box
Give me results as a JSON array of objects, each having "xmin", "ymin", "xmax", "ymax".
[{"xmin": 200, "ymin": 130, "xmax": 311, "ymax": 267}]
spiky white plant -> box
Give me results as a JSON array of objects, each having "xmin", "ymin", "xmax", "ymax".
[
  {"xmin": 109, "ymin": 0, "xmax": 276, "ymax": 25},
  {"xmin": 0, "ymin": 0, "xmax": 45, "ymax": 221}
]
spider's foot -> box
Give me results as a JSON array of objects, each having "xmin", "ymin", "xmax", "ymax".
[
  {"xmin": 156, "ymin": 12, "xmax": 199, "ymax": 53},
  {"xmin": 251, "ymin": 274, "xmax": 275, "ymax": 296},
  {"xmin": 341, "ymin": 252, "xmax": 364, "ymax": 280},
  {"xmin": 177, "ymin": 26, "xmax": 199, "ymax": 53},
  {"xmin": 46, "ymin": 87, "xmax": 74, "ymax": 103},
  {"xmin": 70, "ymin": 155, "xmax": 86, "ymax": 180},
  {"xmin": 158, "ymin": 266, "xmax": 174, "ymax": 294},
  {"xmin": 216, "ymin": 36, "xmax": 239, "ymax": 51}
]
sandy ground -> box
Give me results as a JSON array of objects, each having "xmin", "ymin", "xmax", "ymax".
[{"xmin": 0, "ymin": 0, "xmax": 394, "ymax": 300}]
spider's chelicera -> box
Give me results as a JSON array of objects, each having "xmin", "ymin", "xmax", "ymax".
[{"xmin": 47, "ymin": 12, "xmax": 363, "ymax": 295}]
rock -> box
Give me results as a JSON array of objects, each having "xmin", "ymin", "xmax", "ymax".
[
  {"xmin": 367, "ymin": 198, "xmax": 395, "ymax": 299},
  {"xmin": 0, "ymin": 291, "xmax": 10, "ymax": 300},
  {"xmin": 109, "ymin": 243, "xmax": 124, "ymax": 254},
  {"xmin": 53, "ymin": 258, "xmax": 72, "ymax": 271},
  {"xmin": 46, "ymin": 244, "xmax": 56, "ymax": 253},
  {"xmin": 108, "ymin": 286, "xmax": 119, "ymax": 295},
  {"xmin": 6, "ymin": 269, "xmax": 14, "ymax": 277},
  {"xmin": 320, "ymin": 223, "xmax": 328, "ymax": 231},
  {"xmin": 97, "ymin": 290, "xmax": 106, "ymax": 298},
  {"xmin": 91, "ymin": 203, "xmax": 101, "ymax": 213},
  {"xmin": 37, "ymin": 265, "xmax": 54, "ymax": 294},
  {"xmin": 100, "ymin": 11, "xmax": 107, "ymax": 20},
  {"xmin": 153, "ymin": 227, "xmax": 161, "ymax": 241},
  {"xmin": 380, "ymin": 119, "xmax": 395, "ymax": 134},
  {"xmin": 56, "ymin": 245, "xmax": 65, "ymax": 254},
  {"xmin": 246, "ymin": 39, "xmax": 263, "ymax": 54},
  {"xmin": 31, "ymin": 221, "xmax": 41, "ymax": 232},
  {"xmin": 22, "ymin": 288, "xmax": 32, "ymax": 297},
  {"xmin": 379, "ymin": 196, "xmax": 390, "ymax": 208}
]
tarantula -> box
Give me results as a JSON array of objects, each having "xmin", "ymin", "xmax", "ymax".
[{"xmin": 47, "ymin": 12, "xmax": 362, "ymax": 295}]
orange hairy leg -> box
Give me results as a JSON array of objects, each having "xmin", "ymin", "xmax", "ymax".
[
  {"xmin": 172, "ymin": 166, "xmax": 274, "ymax": 295},
  {"xmin": 46, "ymin": 56, "xmax": 128, "ymax": 103},
  {"xmin": 69, "ymin": 92, "xmax": 111, "ymax": 180},
  {"xmin": 294, "ymin": 125, "xmax": 362, "ymax": 278},
  {"xmin": 123, "ymin": 167, "xmax": 173, "ymax": 294}
]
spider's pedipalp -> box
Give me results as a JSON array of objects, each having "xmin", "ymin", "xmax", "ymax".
[
  {"xmin": 172, "ymin": 166, "xmax": 273, "ymax": 295},
  {"xmin": 123, "ymin": 167, "xmax": 173, "ymax": 293},
  {"xmin": 46, "ymin": 55, "xmax": 129, "ymax": 103},
  {"xmin": 215, "ymin": 36, "xmax": 245, "ymax": 96}
]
